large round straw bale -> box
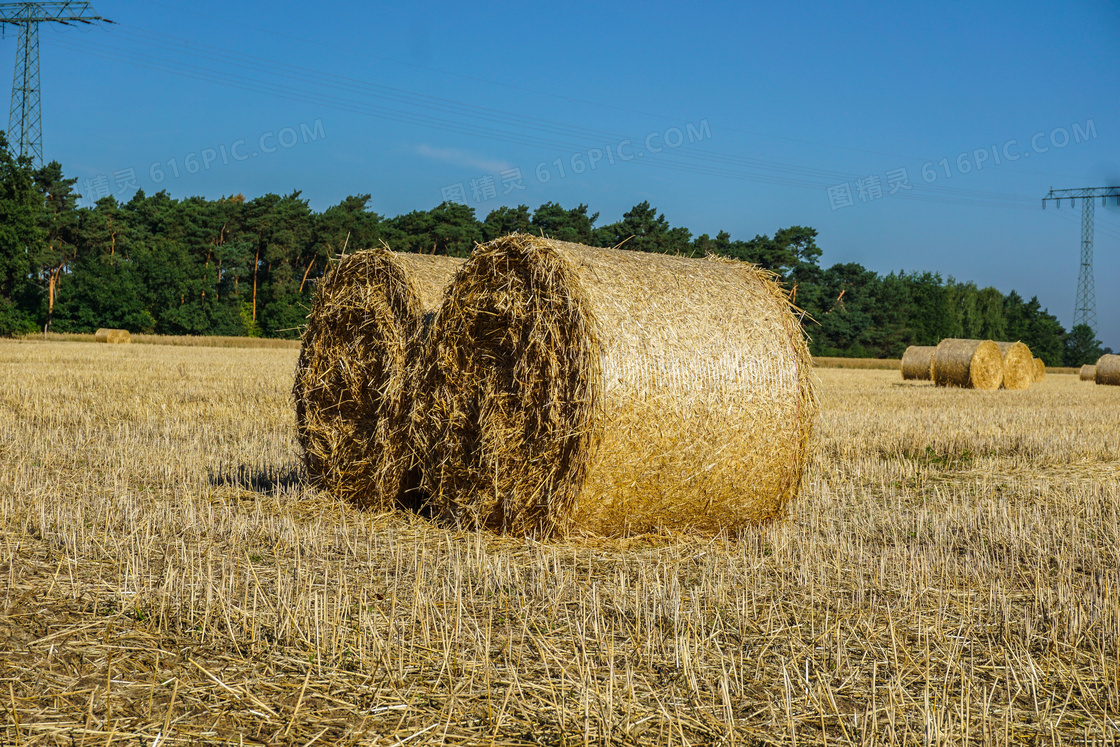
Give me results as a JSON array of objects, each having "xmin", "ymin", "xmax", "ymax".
[
  {"xmin": 931, "ymin": 339, "xmax": 1003, "ymax": 390},
  {"xmin": 94, "ymin": 328, "xmax": 130, "ymax": 344},
  {"xmin": 414, "ymin": 234, "xmax": 817, "ymax": 538},
  {"xmin": 1096, "ymin": 355, "xmax": 1120, "ymax": 386},
  {"xmin": 293, "ymin": 248, "xmax": 464, "ymax": 510},
  {"xmin": 1080, "ymin": 364, "xmax": 1097, "ymax": 381},
  {"xmin": 1032, "ymin": 357, "xmax": 1046, "ymax": 382},
  {"xmin": 900, "ymin": 345, "xmax": 936, "ymax": 380},
  {"xmin": 995, "ymin": 341, "xmax": 1034, "ymax": 390}
]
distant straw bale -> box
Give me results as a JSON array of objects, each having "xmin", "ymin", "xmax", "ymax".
[
  {"xmin": 293, "ymin": 248, "xmax": 463, "ymax": 510},
  {"xmin": 414, "ymin": 234, "xmax": 817, "ymax": 539},
  {"xmin": 1096, "ymin": 355, "xmax": 1120, "ymax": 386},
  {"xmin": 900, "ymin": 345, "xmax": 936, "ymax": 380},
  {"xmin": 1080, "ymin": 364, "xmax": 1097, "ymax": 381},
  {"xmin": 995, "ymin": 341, "xmax": 1034, "ymax": 390},
  {"xmin": 931, "ymin": 339, "xmax": 1003, "ymax": 390},
  {"xmin": 1033, "ymin": 357, "xmax": 1046, "ymax": 382},
  {"xmin": 94, "ymin": 328, "xmax": 130, "ymax": 344}
]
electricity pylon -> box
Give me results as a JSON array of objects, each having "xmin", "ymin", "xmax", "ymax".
[
  {"xmin": 0, "ymin": 2, "xmax": 109, "ymax": 167},
  {"xmin": 1042, "ymin": 186, "xmax": 1120, "ymax": 337}
]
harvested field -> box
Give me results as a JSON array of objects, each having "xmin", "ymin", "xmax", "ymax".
[
  {"xmin": 23, "ymin": 331, "xmax": 302, "ymax": 348},
  {"xmin": 1, "ymin": 339, "xmax": 1119, "ymax": 746},
  {"xmin": 813, "ymin": 356, "xmax": 900, "ymax": 370}
]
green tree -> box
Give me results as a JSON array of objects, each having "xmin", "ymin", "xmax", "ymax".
[
  {"xmin": 314, "ymin": 194, "xmax": 382, "ymax": 257},
  {"xmin": 385, "ymin": 201, "xmax": 482, "ymax": 257},
  {"xmin": 31, "ymin": 160, "xmax": 80, "ymax": 331},
  {"xmin": 245, "ymin": 192, "xmax": 313, "ymax": 337},
  {"xmin": 1063, "ymin": 324, "xmax": 1104, "ymax": 366},
  {"xmin": 945, "ymin": 280, "xmax": 980, "ymax": 338},
  {"xmin": 1005, "ymin": 293, "xmax": 1065, "ymax": 365},
  {"xmin": 482, "ymin": 205, "xmax": 532, "ymax": 240},
  {"xmin": 691, "ymin": 230, "xmax": 733, "ymax": 258},
  {"xmin": 0, "ymin": 133, "xmax": 42, "ymax": 334},
  {"xmin": 901, "ymin": 271, "xmax": 954, "ymax": 345},
  {"xmin": 812, "ymin": 262, "xmax": 879, "ymax": 356},
  {"xmin": 531, "ymin": 202, "xmax": 599, "ymax": 244},
  {"xmin": 595, "ymin": 201, "xmax": 673, "ymax": 253},
  {"xmin": 866, "ymin": 273, "xmax": 913, "ymax": 357},
  {"xmin": 48, "ymin": 196, "xmax": 147, "ymax": 332}
]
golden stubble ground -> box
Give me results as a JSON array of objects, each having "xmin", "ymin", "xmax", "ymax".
[{"xmin": 0, "ymin": 340, "xmax": 1117, "ymax": 746}]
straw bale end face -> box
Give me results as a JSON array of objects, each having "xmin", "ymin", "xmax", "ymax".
[
  {"xmin": 414, "ymin": 234, "xmax": 817, "ymax": 539},
  {"xmin": 293, "ymin": 248, "xmax": 463, "ymax": 512},
  {"xmin": 995, "ymin": 341, "xmax": 1033, "ymax": 391},
  {"xmin": 1032, "ymin": 357, "xmax": 1046, "ymax": 382},
  {"xmin": 412, "ymin": 236, "xmax": 598, "ymax": 537},
  {"xmin": 931, "ymin": 339, "xmax": 1003, "ymax": 390},
  {"xmin": 1095, "ymin": 355, "xmax": 1120, "ymax": 386},
  {"xmin": 1080, "ymin": 364, "xmax": 1097, "ymax": 381}
]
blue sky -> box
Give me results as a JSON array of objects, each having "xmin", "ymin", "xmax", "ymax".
[{"xmin": 9, "ymin": 0, "xmax": 1119, "ymax": 347}]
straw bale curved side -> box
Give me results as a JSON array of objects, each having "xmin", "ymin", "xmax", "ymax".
[
  {"xmin": 293, "ymin": 248, "xmax": 463, "ymax": 510},
  {"xmin": 931, "ymin": 339, "xmax": 1003, "ymax": 390},
  {"xmin": 1096, "ymin": 355, "xmax": 1120, "ymax": 386},
  {"xmin": 1080, "ymin": 364, "xmax": 1096, "ymax": 381},
  {"xmin": 94, "ymin": 328, "xmax": 130, "ymax": 344},
  {"xmin": 1033, "ymin": 358, "xmax": 1046, "ymax": 382},
  {"xmin": 414, "ymin": 234, "xmax": 817, "ymax": 538},
  {"xmin": 996, "ymin": 341, "xmax": 1034, "ymax": 390},
  {"xmin": 900, "ymin": 346, "xmax": 936, "ymax": 380}
]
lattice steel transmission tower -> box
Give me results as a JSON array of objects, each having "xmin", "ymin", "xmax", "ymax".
[
  {"xmin": 1042, "ymin": 186, "xmax": 1120, "ymax": 337},
  {"xmin": 0, "ymin": 2, "xmax": 108, "ymax": 167}
]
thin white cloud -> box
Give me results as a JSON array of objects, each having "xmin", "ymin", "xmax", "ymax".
[{"xmin": 414, "ymin": 144, "xmax": 513, "ymax": 173}]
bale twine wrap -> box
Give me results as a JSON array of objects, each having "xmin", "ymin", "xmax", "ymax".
[
  {"xmin": 293, "ymin": 248, "xmax": 464, "ymax": 510},
  {"xmin": 414, "ymin": 234, "xmax": 817, "ymax": 538},
  {"xmin": 995, "ymin": 341, "xmax": 1034, "ymax": 390},
  {"xmin": 1096, "ymin": 355, "xmax": 1120, "ymax": 386},
  {"xmin": 1080, "ymin": 364, "xmax": 1097, "ymax": 382},
  {"xmin": 94, "ymin": 328, "xmax": 130, "ymax": 344},
  {"xmin": 931, "ymin": 338, "xmax": 1003, "ymax": 390},
  {"xmin": 1033, "ymin": 357, "xmax": 1046, "ymax": 382},
  {"xmin": 900, "ymin": 345, "xmax": 936, "ymax": 380}
]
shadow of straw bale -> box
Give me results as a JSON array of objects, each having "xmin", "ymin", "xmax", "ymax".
[{"xmin": 208, "ymin": 465, "xmax": 305, "ymax": 494}]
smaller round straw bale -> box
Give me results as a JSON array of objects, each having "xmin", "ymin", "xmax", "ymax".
[
  {"xmin": 94, "ymin": 328, "xmax": 130, "ymax": 344},
  {"xmin": 900, "ymin": 345, "xmax": 937, "ymax": 380},
  {"xmin": 1032, "ymin": 357, "xmax": 1045, "ymax": 382},
  {"xmin": 995, "ymin": 341, "xmax": 1034, "ymax": 390},
  {"xmin": 293, "ymin": 248, "xmax": 463, "ymax": 510},
  {"xmin": 1080, "ymin": 364, "xmax": 1097, "ymax": 381},
  {"xmin": 931, "ymin": 339, "xmax": 1003, "ymax": 390},
  {"xmin": 1095, "ymin": 355, "xmax": 1120, "ymax": 386}
]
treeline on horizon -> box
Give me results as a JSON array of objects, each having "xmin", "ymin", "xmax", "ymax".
[{"xmin": 0, "ymin": 139, "xmax": 1110, "ymax": 365}]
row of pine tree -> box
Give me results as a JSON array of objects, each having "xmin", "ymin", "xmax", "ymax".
[{"xmin": 0, "ymin": 137, "xmax": 1108, "ymax": 364}]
